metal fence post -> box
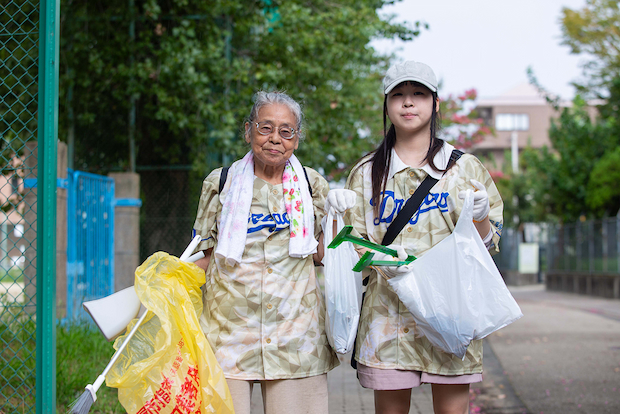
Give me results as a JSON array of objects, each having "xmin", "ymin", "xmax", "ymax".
[
  {"xmin": 576, "ymin": 223, "xmax": 581, "ymax": 272},
  {"xmin": 564, "ymin": 224, "xmax": 568, "ymax": 271},
  {"xmin": 589, "ymin": 220, "xmax": 594, "ymax": 274},
  {"xmin": 617, "ymin": 215, "xmax": 620, "ymax": 274},
  {"xmin": 36, "ymin": 0, "xmax": 60, "ymax": 412},
  {"xmin": 602, "ymin": 218, "xmax": 608, "ymax": 272}
]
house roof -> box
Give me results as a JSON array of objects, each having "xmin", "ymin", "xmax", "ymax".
[{"xmin": 477, "ymin": 83, "xmax": 557, "ymax": 107}]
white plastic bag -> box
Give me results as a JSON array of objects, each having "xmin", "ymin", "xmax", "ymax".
[
  {"xmin": 387, "ymin": 190, "xmax": 523, "ymax": 359},
  {"xmin": 322, "ymin": 211, "xmax": 363, "ymax": 354}
]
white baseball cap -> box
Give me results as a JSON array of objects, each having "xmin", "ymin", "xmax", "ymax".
[{"xmin": 383, "ymin": 61, "xmax": 438, "ymax": 94}]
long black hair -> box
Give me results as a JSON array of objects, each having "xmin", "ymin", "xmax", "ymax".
[{"xmin": 366, "ymin": 83, "xmax": 444, "ymax": 218}]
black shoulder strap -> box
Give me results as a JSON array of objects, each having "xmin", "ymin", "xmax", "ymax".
[
  {"xmin": 381, "ymin": 175, "xmax": 438, "ymax": 246},
  {"xmin": 380, "ymin": 149, "xmax": 463, "ymax": 246},
  {"xmin": 218, "ymin": 165, "xmax": 313, "ymax": 196},
  {"xmin": 302, "ymin": 166, "xmax": 313, "ymax": 197},
  {"xmin": 447, "ymin": 149, "xmax": 464, "ymax": 170},
  {"xmin": 219, "ymin": 166, "xmax": 230, "ymax": 193}
]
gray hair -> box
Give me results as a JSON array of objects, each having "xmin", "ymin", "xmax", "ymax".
[{"xmin": 247, "ymin": 91, "xmax": 305, "ymax": 141}]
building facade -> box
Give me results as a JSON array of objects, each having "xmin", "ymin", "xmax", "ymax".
[{"xmin": 471, "ymin": 83, "xmax": 560, "ymax": 172}]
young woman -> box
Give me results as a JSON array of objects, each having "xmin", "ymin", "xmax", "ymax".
[{"xmin": 330, "ymin": 61, "xmax": 503, "ymax": 414}]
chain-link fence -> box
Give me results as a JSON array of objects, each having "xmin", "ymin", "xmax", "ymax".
[
  {"xmin": 493, "ymin": 218, "xmax": 620, "ymax": 283},
  {"xmin": 1, "ymin": 0, "xmax": 39, "ymax": 411},
  {"xmin": 139, "ymin": 168, "xmax": 199, "ymax": 262},
  {"xmin": 546, "ymin": 218, "xmax": 620, "ymax": 274}
]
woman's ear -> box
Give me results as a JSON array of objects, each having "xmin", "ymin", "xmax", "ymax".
[
  {"xmin": 244, "ymin": 122, "xmax": 251, "ymax": 143},
  {"xmin": 435, "ymin": 97, "xmax": 440, "ymax": 112}
]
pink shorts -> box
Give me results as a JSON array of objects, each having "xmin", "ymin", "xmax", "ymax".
[{"xmin": 357, "ymin": 363, "xmax": 483, "ymax": 390}]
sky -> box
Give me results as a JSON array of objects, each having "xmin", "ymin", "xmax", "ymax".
[{"xmin": 372, "ymin": 0, "xmax": 588, "ymax": 100}]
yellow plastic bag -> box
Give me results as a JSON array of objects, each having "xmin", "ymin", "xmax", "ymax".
[{"xmin": 106, "ymin": 252, "xmax": 234, "ymax": 414}]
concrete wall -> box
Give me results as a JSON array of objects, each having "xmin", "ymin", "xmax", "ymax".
[
  {"xmin": 546, "ymin": 272, "xmax": 620, "ymax": 299},
  {"xmin": 109, "ymin": 173, "xmax": 141, "ymax": 291},
  {"xmin": 501, "ymin": 270, "xmax": 539, "ymax": 287},
  {"xmin": 23, "ymin": 141, "xmax": 68, "ymax": 318}
]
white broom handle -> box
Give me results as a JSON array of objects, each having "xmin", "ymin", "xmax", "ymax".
[
  {"xmin": 180, "ymin": 235, "xmax": 201, "ymax": 261},
  {"xmin": 93, "ymin": 306, "xmax": 150, "ymax": 391},
  {"xmin": 185, "ymin": 250, "xmax": 205, "ymax": 263},
  {"xmin": 92, "ymin": 240, "xmax": 202, "ymax": 393}
]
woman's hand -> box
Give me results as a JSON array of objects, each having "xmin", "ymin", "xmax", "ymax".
[
  {"xmin": 373, "ymin": 245, "xmax": 413, "ymax": 279},
  {"xmin": 458, "ymin": 179, "xmax": 490, "ymax": 222},
  {"xmin": 458, "ymin": 179, "xmax": 493, "ymax": 247},
  {"xmin": 325, "ymin": 189, "xmax": 357, "ymax": 215},
  {"xmin": 194, "ymin": 248, "xmax": 213, "ymax": 272}
]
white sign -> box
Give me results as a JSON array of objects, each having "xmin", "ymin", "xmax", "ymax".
[{"xmin": 518, "ymin": 243, "xmax": 539, "ymax": 274}]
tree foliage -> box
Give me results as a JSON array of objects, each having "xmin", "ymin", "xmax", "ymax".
[
  {"xmin": 560, "ymin": 0, "xmax": 620, "ymax": 96},
  {"xmin": 517, "ymin": 97, "xmax": 617, "ymax": 222},
  {"xmin": 1, "ymin": 0, "xmax": 38, "ymax": 161},
  {"xmin": 440, "ymin": 88, "xmax": 493, "ymax": 150},
  {"xmin": 489, "ymin": 1, "xmax": 620, "ymax": 224},
  {"xmin": 58, "ymin": 0, "xmax": 421, "ymax": 178},
  {"xmin": 587, "ymin": 146, "xmax": 620, "ymax": 215}
]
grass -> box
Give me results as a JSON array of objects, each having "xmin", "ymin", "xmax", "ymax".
[
  {"xmin": 0, "ymin": 319, "xmax": 35, "ymax": 413},
  {"xmin": 0, "ymin": 268, "xmax": 24, "ymax": 284},
  {"xmin": 57, "ymin": 323, "xmax": 126, "ymax": 414},
  {"xmin": 0, "ymin": 321, "xmax": 126, "ymax": 414}
]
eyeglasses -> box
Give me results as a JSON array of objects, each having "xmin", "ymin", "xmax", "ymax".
[{"xmin": 254, "ymin": 121, "xmax": 297, "ymax": 140}]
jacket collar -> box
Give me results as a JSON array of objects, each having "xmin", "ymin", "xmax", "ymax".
[{"xmin": 388, "ymin": 141, "xmax": 457, "ymax": 181}]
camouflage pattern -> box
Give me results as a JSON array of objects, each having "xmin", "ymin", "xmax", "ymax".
[
  {"xmin": 192, "ymin": 167, "xmax": 339, "ymax": 380},
  {"xmin": 344, "ymin": 143, "xmax": 504, "ymax": 375}
]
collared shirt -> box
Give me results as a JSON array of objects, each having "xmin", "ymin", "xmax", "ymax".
[
  {"xmin": 192, "ymin": 167, "xmax": 339, "ymax": 380},
  {"xmin": 345, "ymin": 142, "xmax": 504, "ymax": 375}
]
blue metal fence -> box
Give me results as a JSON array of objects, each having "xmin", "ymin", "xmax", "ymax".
[{"xmin": 66, "ymin": 169, "xmax": 115, "ymax": 321}]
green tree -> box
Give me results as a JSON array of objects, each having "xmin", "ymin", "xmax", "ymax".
[
  {"xmin": 587, "ymin": 146, "xmax": 620, "ymax": 215},
  {"xmin": 560, "ymin": 0, "xmax": 620, "ymax": 96},
  {"xmin": 519, "ymin": 97, "xmax": 616, "ymax": 222},
  {"xmin": 58, "ymin": 0, "xmax": 421, "ymax": 179},
  {"xmin": 440, "ymin": 88, "xmax": 493, "ymax": 150}
]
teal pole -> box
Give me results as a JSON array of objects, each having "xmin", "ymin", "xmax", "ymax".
[
  {"xmin": 37, "ymin": 0, "xmax": 60, "ymax": 413},
  {"xmin": 128, "ymin": 0, "xmax": 136, "ymax": 173}
]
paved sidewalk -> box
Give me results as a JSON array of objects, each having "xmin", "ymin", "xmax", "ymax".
[
  {"xmin": 481, "ymin": 284, "xmax": 620, "ymax": 414},
  {"xmin": 249, "ymin": 354, "xmax": 435, "ymax": 413},
  {"xmin": 249, "ymin": 284, "xmax": 620, "ymax": 413},
  {"xmin": 327, "ymin": 354, "xmax": 435, "ymax": 414}
]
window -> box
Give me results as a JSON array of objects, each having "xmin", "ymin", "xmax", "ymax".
[
  {"xmin": 495, "ymin": 113, "xmax": 529, "ymax": 131},
  {"xmin": 477, "ymin": 107, "xmax": 493, "ymax": 126}
]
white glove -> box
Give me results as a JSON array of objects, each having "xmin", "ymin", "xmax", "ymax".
[
  {"xmin": 373, "ymin": 245, "xmax": 414, "ymax": 279},
  {"xmin": 458, "ymin": 179, "xmax": 490, "ymax": 222},
  {"xmin": 325, "ymin": 189, "xmax": 357, "ymax": 215}
]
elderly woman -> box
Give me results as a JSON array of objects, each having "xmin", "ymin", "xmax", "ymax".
[{"xmin": 191, "ymin": 91, "xmax": 340, "ymax": 414}]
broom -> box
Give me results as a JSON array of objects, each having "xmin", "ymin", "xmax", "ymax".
[{"xmin": 69, "ymin": 235, "xmax": 205, "ymax": 414}]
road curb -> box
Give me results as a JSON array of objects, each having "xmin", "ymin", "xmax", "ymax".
[{"xmin": 469, "ymin": 339, "xmax": 530, "ymax": 414}]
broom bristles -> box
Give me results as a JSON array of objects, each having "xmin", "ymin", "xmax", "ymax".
[{"xmin": 68, "ymin": 388, "xmax": 95, "ymax": 414}]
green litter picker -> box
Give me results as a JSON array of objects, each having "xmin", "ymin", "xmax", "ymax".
[{"xmin": 327, "ymin": 225, "xmax": 416, "ymax": 272}]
